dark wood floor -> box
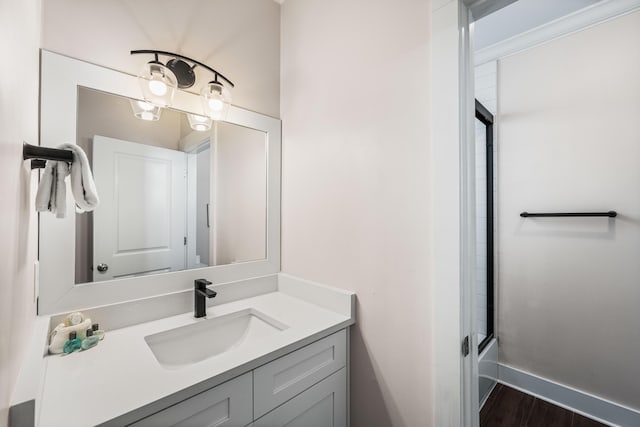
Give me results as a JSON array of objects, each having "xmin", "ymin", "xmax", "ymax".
[{"xmin": 480, "ymin": 384, "xmax": 610, "ymax": 427}]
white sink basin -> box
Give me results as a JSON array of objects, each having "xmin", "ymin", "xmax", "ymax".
[{"xmin": 145, "ymin": 309, "xmax": 288, "ymax": 369}]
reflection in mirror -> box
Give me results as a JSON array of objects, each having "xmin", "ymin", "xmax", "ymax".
[{"xmin": 75, "ymin": 87, "xmax": 266, "ymax": 284}]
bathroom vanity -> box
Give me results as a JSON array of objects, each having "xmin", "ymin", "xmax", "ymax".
[
  {"xmin": 126, "ymin": 330, "xmax": 346, "ymax": 427},
  {"xmin": 26, "ymin": 274, "xmax": 354, "ymax": 427}
]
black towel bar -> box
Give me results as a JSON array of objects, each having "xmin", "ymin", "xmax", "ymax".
[
  {"xmin": 520, "ymin": 211, "xmax": 617, "ymax": 218},
  {"xmin": 23, "ymin": 142, "xmax": 74, "ymax": 169}
]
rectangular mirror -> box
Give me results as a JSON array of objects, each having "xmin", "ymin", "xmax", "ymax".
[
  {"xmin": 75, "ymin": 88, "xmax": 267, "ymax": 283},
  {"xmin": 39, "ymin": 51, "xmax": 280, "ymax": 314}
]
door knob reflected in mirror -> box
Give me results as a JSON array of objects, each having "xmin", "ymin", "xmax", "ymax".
[{"xmin": 97, "ymin": 263, "xmax": 109, "ymax": 273}]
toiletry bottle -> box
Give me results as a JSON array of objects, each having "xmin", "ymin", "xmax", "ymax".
[
  {"xmin": 81, "ymin": 329, "xmax": 100, "ymax": 351},
  {"xmin": 91, "ymin": 323, "xmax": 105, "ymax": 340},
  {"xmin": 63, "ymin": 331, "xmax": 82, "ymax": 354}
]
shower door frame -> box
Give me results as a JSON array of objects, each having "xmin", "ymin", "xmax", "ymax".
[{"xmin": 475, "ymin": 99, "xmax": 494, "ymax": 354}]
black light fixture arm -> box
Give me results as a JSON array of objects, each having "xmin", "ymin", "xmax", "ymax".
[{"xmin": 130, "ymin": 50, "xmax": 235, "ymax": 88}]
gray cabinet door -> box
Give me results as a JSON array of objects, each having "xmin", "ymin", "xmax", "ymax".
[
  {"xmin": 129, "ymin": 373, "xmax": 252, "ymax": 427},
  {"xmin": 252, "ymin": 368, "xmax": 346, "ymax": 427}
]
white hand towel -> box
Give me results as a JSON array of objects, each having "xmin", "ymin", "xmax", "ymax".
[
  {"xmin": 35, "ymin": 161, "xmax": 55, "ymax": 212},
  {"xmin": 34, "ymin": 143, "xmax": 99, "ymax": 218},
  {"xmin": 57, "ymin": 143, "xmax": 100, "ymax": 212},
  {"xmin": 35, "ymin": 158, "xmax": 70, "ymax": 218}
]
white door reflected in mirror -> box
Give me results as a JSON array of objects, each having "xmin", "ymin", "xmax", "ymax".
[{"xmin": 93, "ymin": 136, "xmax": 187, "ymax": 281}]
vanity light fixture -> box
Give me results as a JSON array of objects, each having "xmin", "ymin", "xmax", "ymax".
[
  {"xmin": 129, "ymin": 99, "xmax": 162, "ymax": 121},
  {"xmin": 131, "ymin": 50, "xmax": 235, "ymax": 120},
  {"xmin": 201, "ymin": 81, "xmax": 232, "ymax": 121},
  {"xmin": 137, "ymin": 61, "xmax": 177, "ymax": 108},
  {"xmin": 187, "ymin": 113, "xmax": 213, "ymax": 132}
]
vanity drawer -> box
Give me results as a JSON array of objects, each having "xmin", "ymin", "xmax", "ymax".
[
  {"xmin": 252, "ymin": 368, "xmax": 346, "ymax": 427},
  {"xmin": 253, "ymin": 329, "xmax": 346, "ymax": 419},
  {"xmin": 129, "ymin": 372, "xmax": 252, "ymax": 427}
]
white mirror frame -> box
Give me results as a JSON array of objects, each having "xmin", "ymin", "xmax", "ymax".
[{"xmin": 38, "ymin": 50, "xmax": 281, "ymax": 315}]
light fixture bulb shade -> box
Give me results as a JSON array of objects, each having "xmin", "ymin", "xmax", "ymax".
[
  {"xmin": 200, "ymin": 82, "xmax": 231, "ymax": 121},
  {"xmin": 138, "ymin": 62, "xmax": 177, "ymax": 107},
  {"xmin": 187, "ymin": 113, "xmax": 213, "ymax": 132},
  {"xmin": 129, "ymin": 99, "xmax": 163, "ymax": 121}
]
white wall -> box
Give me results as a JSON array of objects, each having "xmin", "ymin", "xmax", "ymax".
[
  {"xmin": 475, "ymin": 62, "xmax": 497, "ymax": 114},
  {"xmin": 497, "ymin": 10, "xmax": 640, "ymax": 410},
  {"xmin": 281, "ymin": 0, "xmax": 432, "ymax": 425},
  {"xmin": 214, "ymin": 123, "xmax": 267, "ymax": 265},
  {"xmin": 0, "ymin": 0, "xmax": 41, "ymax": 425},
  {"xmin": 42, "ymin": 0, "xmax": 281, "ymax": 118}
]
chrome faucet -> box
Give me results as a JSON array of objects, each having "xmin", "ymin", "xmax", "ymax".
[{"xmin": 194, "ymin": 279, "xmax": 217, "ymax": 318}]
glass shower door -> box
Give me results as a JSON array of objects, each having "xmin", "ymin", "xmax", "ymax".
[{"xmin": 475, "ymin": 100, "xmax": 494, "ymax": 352}]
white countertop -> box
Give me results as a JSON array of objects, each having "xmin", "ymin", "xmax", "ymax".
[{"xmin": 36, "ymin": 275, "xmax": 355, "ymax": 427}]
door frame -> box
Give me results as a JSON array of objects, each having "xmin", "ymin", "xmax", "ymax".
[
  {"xmin": 184, "ymin": 137, "xmax": 213, "ymax": 270},
  {"xmin": 432, "ymin": 1, "xmax": 640, "ymax": 425},
  {"xmin": 431, "ymin": 1, "xmax": 506, "ymax": 425}
]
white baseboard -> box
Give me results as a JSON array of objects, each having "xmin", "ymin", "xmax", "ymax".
[
  {"xmin": 498, "ymin": 363, "xmax": 640, "ymax": 427},
  {"xmin": 479, "ymin": 381, "xmax": 497, "ymax": 410}
]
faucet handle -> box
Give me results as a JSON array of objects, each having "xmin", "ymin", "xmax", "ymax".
[{"xmin": 195, "ymin": 278, "xmax": 212, "ymax": 288}]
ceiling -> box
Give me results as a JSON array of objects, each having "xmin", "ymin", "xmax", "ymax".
[{"xmin": 474, "ymin": 0, "xmax": 603, "ymax": 50}]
